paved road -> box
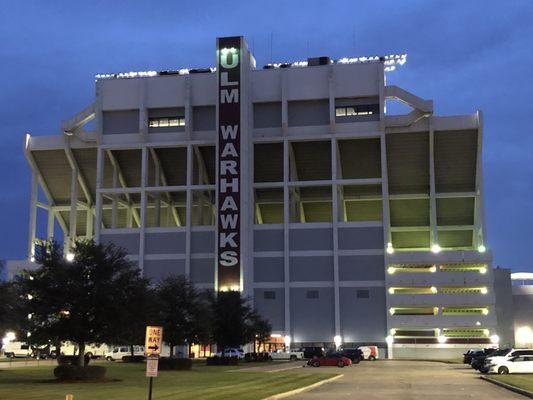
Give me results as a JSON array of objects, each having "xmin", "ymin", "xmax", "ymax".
[{"xmin": 290, "ymin": 360, "xmax": 524, "ymax": 399}]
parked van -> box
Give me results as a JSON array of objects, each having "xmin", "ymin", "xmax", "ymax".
[
  {"xmin": 106, "ymin": 345, "xmax": 145, "ymax": 361},
  {"xmin": 3, "ymin": 342, "xmax": 31, "ymax": 358}
]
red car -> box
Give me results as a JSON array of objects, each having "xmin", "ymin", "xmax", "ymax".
[{"xmin": 307, "ymin": 353, "xmax": 352, "ymax": 368}]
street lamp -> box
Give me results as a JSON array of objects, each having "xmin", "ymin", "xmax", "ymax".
[
  {"xmin": 334, "ymin": 335, "xmax": 342, "ymax": 350},
  {"xmin": 386, "ymin": 335, "xmax": 394, "ymax": 359}
]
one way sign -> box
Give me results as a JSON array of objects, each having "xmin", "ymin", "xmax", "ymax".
[{"xmin": 145, "ymin": 326, "xmax": 163, "ymax": 356}]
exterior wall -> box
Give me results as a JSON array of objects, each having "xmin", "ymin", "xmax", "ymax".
[
  {"xmin": 20, "ymin": 39, "xmax": 500, "ymax": 354},
  {"xmin": 493, "ymin": 268, "xmax": 515, "ymax": 347},
  {"xmin": 513, "ymin": 285, "xmax": 533, "ymax": 348}
]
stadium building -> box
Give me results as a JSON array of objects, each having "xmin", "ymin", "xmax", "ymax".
[{"xmin": 9, "ymin": 36, "xmax": 508, "ymax": 357}]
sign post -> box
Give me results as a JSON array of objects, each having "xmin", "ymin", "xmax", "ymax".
[{"xmin": 145, "ymin": 326, "xmax": 163, "ymax": 400}]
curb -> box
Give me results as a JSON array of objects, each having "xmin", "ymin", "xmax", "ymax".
[
  {"xmin": 262, "ymin": 374, "xmax": 343, "ymax": 400},
  {"xmin": 480, "ymin": 375, "xmax": 533, "ymax": 399}
]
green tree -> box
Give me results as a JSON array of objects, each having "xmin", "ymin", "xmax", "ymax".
[
  {"xmin": 154, "ymin": 275, "xmax": 211, "ymax": 357},
  {"xmin": 19, "ymin": 239, "xmax": 149, "ymax": 366},
  {"xmin": 210, "ymin": 291, "xmax": 271, "ymax": 352}
]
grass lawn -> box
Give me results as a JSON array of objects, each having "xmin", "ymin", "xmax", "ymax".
[
  {"xmin": 0, "ymin": 362, "xmax": 335, "ymax": 400},
  {"xmin": 490, "ymin": 374, "xmax": 533, "ymax": 392}
]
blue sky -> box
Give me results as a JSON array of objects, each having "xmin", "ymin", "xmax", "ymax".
[{"xmin": 0, "ymin": 0, "xmax": 532, "ymax": 271}]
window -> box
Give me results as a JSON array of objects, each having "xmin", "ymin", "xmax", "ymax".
[
  {"xmin": 149, "ymin": 116, "xmax": 185, "ymax": 128},
  {"xmin": 306, "ymin": 290, "xmax": 319, "ymax": 299},
  {"xmin": 335, "ymin": 104, "xmax": 379, "ymax": 117},
  {"xmin": 264, "ymin": 291, "xmax": 276, "ymax": 300},
  {"xmin": 356, "ymin": 289, "xmax": 370, "ymax": 299}
]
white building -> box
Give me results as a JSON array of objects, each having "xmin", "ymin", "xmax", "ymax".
[{"xmin": 9, "ymin": 36, "xmax": 501, "ymax": 357}]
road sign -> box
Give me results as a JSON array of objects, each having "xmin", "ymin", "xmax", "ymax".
[
  {"xmin": 146, "ymin": 355, "xmax": 159, "ymax": 378},
  {"xmin": 145, "ymin": 326, "xmax": 163, "ymax": 356}
]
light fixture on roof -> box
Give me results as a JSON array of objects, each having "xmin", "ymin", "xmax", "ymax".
[{"xmin": 431, "ymin": 244, "xmax": 441, "ymax": 254}]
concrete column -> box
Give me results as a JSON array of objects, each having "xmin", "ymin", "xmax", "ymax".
[{"xmin": 27, "ymin": 171, "xmax": 38, "ymax": 260}]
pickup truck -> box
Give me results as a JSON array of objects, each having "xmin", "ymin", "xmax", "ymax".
[{"xmin": 270, "ymin": 349, "xmax": 305, "ymax": 361}]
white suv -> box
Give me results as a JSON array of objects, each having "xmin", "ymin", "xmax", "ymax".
[
  {"xmin": 489, "ymin": 355, "xmax": 533, "ymax": 374},
  {"xmin": 215, "ymin": 348, "xmax": 245, "ymax": 359},
  {"xmin": 105, "ymin": 345, "xmax": 145, "ymax": 361},
  {"xmin": 483, "ymin": 348, "xmax": 533, "ymax": 372}
]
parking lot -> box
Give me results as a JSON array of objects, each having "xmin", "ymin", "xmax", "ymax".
[{"xmin": 289, "ymin": 360, "xmax": 525, "ymax": 399}]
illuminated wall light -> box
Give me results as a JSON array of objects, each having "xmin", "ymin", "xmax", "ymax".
[
  {"xmin": 476, "ymin": 321, "xmax": 481, "ymax": 326},
  {"xmin": 437, "ymin": 335, "xmax": 447, "ymax": 344},
  {"xmin": 490, "ymin": 334, "xmax": 500, "ymax": 344},
  {"xmin": 482, "ymin": 308, "xmax": 489, "ymax": 315},
  {"xmin": 478, "ymin": 244, "xmax": 486, "ymax": 253},
  {"xmin": 480, "ymin": 267, "xmax": 487, "ymax": 274},
  {"xmin": 387, "ymin": 267, "xmax": 396, "ymax": 274},
  {"xmin": 389, "ymin": 308, "xmax": 396, "ymax": 315},
  {"xmin": 430, "ymin": 265, "xmax": 437, "ymax": 273},
  {"xmin": 388, "ymin": 287, "xmax": 395, "ymax": 295},
  {"xmin": 483, "ymin": 329, "xmax": 490, "ymax": 336},
  {"xmin": 386, "ymin": 242, "xmax": 394, "ymax": 254},
  {"xmin": 431, "ymin": 244, "xmax": 441, "ymax": 254},
  {"xmin": 30, "ymin": 256, "xmax": 35, "ymax": 263},
  {"xmin": 516, "ymin": 326, "xmax": 533, "ymax": 344},
  {"xmin": 389, "ymin": 329, "xmax": 397, "ymax": 336},
  {"xmin": 480, "ymin": 287, "xmax": 488, "ymax": 294}
]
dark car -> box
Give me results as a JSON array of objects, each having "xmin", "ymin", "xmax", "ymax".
[
  {"xmin": 299, "ymin": 347, "xmax": 324, "ymax": 359},
  {"xmin": 307, "ymin": 353, "xmax": 352, "ymax": 368},
  {"xmin": 463, "ymin": 349, "xmax": 484, "ymax": 364},
  {"xmin": 470, "ymin": 348, "xmax": 498, "ymax": 371},
  {"xmin": 339, "ymin": 348, "xmax": 363, "ymax": 364}
]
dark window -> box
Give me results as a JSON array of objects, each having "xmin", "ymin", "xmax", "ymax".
[
  {"xmin": 264, "ymin": 291, "xmax": 276, "ymax": 300},
  {"xmin": 356, "ymin": 289, "xmax": 370, "ymax": 299},
  {"xmin": 306, "ymin": 290, "xmax": 319, "ymax": 299}
]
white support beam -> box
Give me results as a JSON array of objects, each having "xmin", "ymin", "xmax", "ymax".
[
  {"xmin": 94, "ymin": 147, "xmax": 104, "ymax": 242},
  {"xmin": 106, "ymin": 149, "xmax": 141, "ymax": 226},
  {"xmin": 282, "ymin": 139, "xmax": 290, "ymax": 337},
  {"xmin": 24, "ymin": 142, "xmax": 69, "ymax": 234},
  {"xmin": 380, "ymin": 134, "xmax": 392, "ymax": 249},
  {"xmin": 139, "ymin": 147, "xmax": 148, "ymax": 274},
  {"xmin": 331, "ymin": 137, "xmax": 341, "ymax": 337},
  {"xmin": 68, "ymin": 166, "xmax": 79, "ymax": 249},
  {"xmin": 27, "ymin": 171, "xmax": 38, "ymax": 259},
  {"xmin": 64, "ymin": 137, "xmax": 92, "ymax": 206},
  {"xmin": 429, "ymin": 117, "xmax": 438, "ymax": 248},
  {"xmin": 47, "ymin": 207, "xmax": 55, "ymax": 239},
  {"xmin": 149, "ymin": 147, "xmax": 181, "ymax": 227}
]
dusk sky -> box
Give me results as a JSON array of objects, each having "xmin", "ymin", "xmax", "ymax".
[{"xmin": 0, "ymin": 0, "xmax": 531, "ymax": 271}]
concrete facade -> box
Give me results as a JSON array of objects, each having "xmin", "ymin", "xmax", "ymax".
[{"xmin": 11, "ymin": 36, "xmax": 504, "ymax": 356}]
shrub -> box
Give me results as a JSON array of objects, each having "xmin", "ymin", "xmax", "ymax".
[
  {"xmin": 206, "ymin": 356, "xmax": 239, "ymax": 366},
  {"xmin": 158, "ymin": 357, "xmax": 193, "ymax": 370},
  {"xmin": 53, "ymin": 365, "xmax": 107, "ymax": 380},
  {"xmin": 122, "ymin": 355, "xmax": 145, "ymax": 363},
  {"xmin": 57, "ymin": 355, "xmax": 91, "ymax": 366}
]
